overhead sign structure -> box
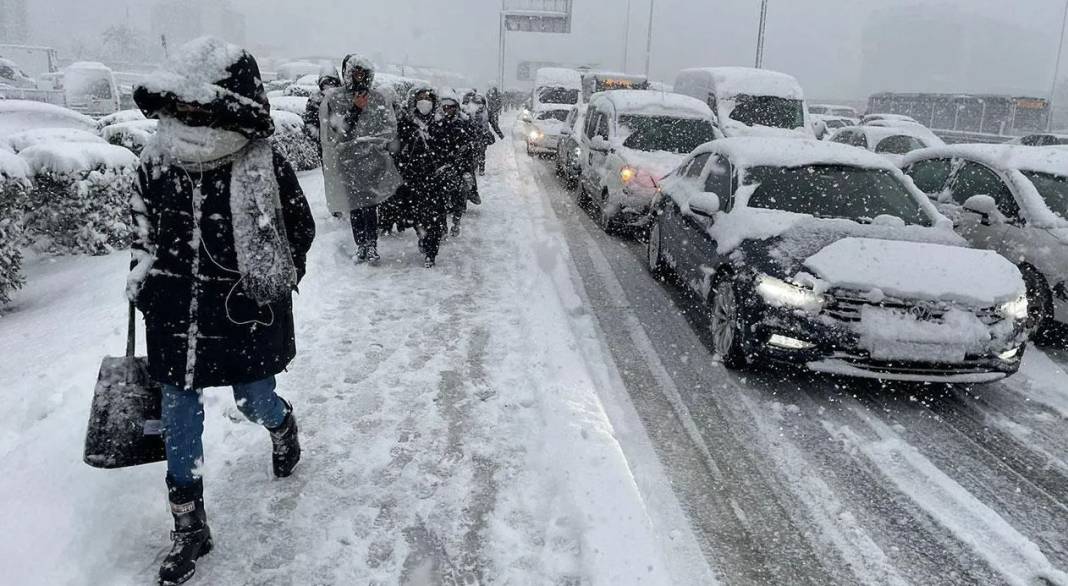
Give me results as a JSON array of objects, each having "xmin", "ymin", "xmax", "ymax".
[{"xmin": 503, "ymin": 0, "xmax": 573, "ymax": 34}]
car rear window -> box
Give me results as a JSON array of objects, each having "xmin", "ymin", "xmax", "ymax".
[{"xmin": 537, "ymin": 110, "xmax": 569, "ymax": 122}]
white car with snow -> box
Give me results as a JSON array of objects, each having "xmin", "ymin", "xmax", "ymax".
[
  {"xmin": 808, "ymin": 103, "xmax": 859, "ymax": 122},
  {"xmin": 647, "ymin": 138, "xmax": 1028, "ymax": 383},
  {"xmin": 522, "ymin": 106, "xmax": 572, "ymax": 157},
  {"xmin": 673, "ymin": 67, "xmax": 815, "ymax": 139},
  {"xmin": 576, "ymin": 91, "xmax": 717, "ymax": 232},
  {"xmin": 902, "ymin": 144, "xmax": 1068, "ymax": 341},
  {"xmin": 810, "ymin": 114, "xmax": 854, "ymax": 140},
  {"xmin": 0, "ymin": 99, "xmax": 96, "ymax": 135},
  {"xmin": 829, "ymin": 124, "xmax": 945, "ymax": 165},
  {"xmin": 554, "ymin": 104, "xmax": 587, "ymax": 187}
]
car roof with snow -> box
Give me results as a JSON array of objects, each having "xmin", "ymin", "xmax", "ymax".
[
  {"xmin": 842, "ymin": 124, "xmax": 939, "ymax": 144},
  {"xmin": 902, "ymin": 143, "xmax": 1068, "ymax": 176},
  {"xmin": 676, "ymin": 67, "xmax": 804, "ymax": 99},
  {"xmin": 588, "ymin": 90, "xmax": 712, "ymax": 119},
  {"xmin": 534, "ymin": 67, "xmax": 581, "ymax": 87},
  {"xmin": 692, "ymin": 137, "xmax": 901, "ymax": 171}
]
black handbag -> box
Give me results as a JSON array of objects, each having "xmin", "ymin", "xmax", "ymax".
[{"xmin": 83, "ymin": 303, "xmax": 167, "ymax": 469}]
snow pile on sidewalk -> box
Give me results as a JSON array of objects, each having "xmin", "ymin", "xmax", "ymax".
[{"xmin": 0, "ymin": 139, "xmax": 690, "ymax": 584}]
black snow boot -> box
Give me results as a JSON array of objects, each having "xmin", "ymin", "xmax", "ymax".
[
  {"xmin": 159, "ymin": 476, "xmax": 213, "ymax": 586},
  {"xmin": 269, "ymin": 399, "xmax": 301, "ymax": 478}
]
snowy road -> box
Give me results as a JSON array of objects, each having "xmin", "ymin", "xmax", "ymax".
[{"xmin": 518, "ymin": 134, "xmax": 1068, "ymax": 585}]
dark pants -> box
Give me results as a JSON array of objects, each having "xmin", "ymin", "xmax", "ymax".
[
  {"xmin": 350, "ymin": 206, "xmax": 378, "ymax": 247},
  {"xmin": 412, "ymin": 182, "xmax": 446, "ymax": 259},
  {"xmin": 475, "ymin": 146, "xmax": 487, "ymax": 174}
]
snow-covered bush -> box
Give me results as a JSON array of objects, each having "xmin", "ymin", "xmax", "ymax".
[
  {"xmin": 17, "ymin": 143, "xmax": 139, "ymax": 255},
  {"xmin": 101, "ymin": 119, "xmax": 158, "ymax": 155},
  {"xmin": 1, "ymin": 128, "xmax": 105, "ymax": 153},
  {"xmin": 96, "ymin": 109, "xmax": 146, "ymax": 131},
  {"xmin": 0, "ymin": 151, "xmax": 32, "ymax": 304},
  {"xmin": 268, "ymin": 96, "xmax": 308, "ymax": 117},
  {"xmin": 270, "ymin": 110, "xmax": 319, "ymax": 171}
]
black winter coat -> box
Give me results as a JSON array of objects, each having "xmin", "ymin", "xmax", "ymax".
[{"xmin": 132, "ymin": 148, "xmax": 316, "ymax": 389}]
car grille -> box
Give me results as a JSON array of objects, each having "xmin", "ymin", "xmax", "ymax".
[
  {"xmin": 829, "ymin": 353, "xmax": 1000, "ymax": 376},
  {"xmin": 824, "ymin": 290, "xmax": 1002, "ymax": 326}
]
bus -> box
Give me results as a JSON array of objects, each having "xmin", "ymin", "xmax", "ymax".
[
  {"xmin": 867, "ymin": 92, "xmax": 1049, "ymax": 136},
  {"xmin": 580, "ymin": 71, "xmax": 649, "ymax": 102}
]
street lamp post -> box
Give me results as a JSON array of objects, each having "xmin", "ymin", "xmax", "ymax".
[
  {"xmin": 643, "ymin": 0, "xmax": 656, "ymax": 77},
  {"xmin": 755, "ymin": 0, "xmax": 769, "ymax": 69},
  {"xmin": 1048, "ymin": 0, "xmax": 1068, "ymax": 131},
  {"xmin": 623, "ymin": 0, "xmax": 633, "ymax": 73},
  {"xmin": 498, "ymin": 0, "xmax": 506, "ymax": 90}
]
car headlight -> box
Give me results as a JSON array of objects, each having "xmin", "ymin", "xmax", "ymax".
[
  {"xmin": 756, "ymin": 275, "xmax": 826, "ymax": 313},
  {"xmin": 529, "ymin": 129, "xmax": 542, "ymax": 141},
  {"xmin": 573, "ymin": 147, "xmax": 581, "ymax": 157},
  {"xmin": 620, "ymin": 166, "xmax": 637, "ymax": 184},
  {"xmin": 999, "ymin": 293, "xmax": 1028, "ymax": 321}
]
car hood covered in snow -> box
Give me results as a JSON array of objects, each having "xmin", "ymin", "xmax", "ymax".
[{"xmin": 802, "ymin": 237, "xmax": 1024, "ymax": 306}]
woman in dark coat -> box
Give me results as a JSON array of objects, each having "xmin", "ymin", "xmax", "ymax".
[{"xmin": 128, "ymin": 37, "xmax": 315, "ymax": 586}]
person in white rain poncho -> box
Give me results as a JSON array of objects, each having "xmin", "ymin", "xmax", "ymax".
[
  {"xmin": 128, "ymin": 37, "xmax": 316, "ymax": 586},
  {"xmin": 320, "ymin": 54, "xmax": 403, "ymax": 265}
]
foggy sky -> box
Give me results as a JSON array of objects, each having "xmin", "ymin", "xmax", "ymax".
[{"xmin": 25, "ymin": 0, "xmax": 1068, "ymax": 100}]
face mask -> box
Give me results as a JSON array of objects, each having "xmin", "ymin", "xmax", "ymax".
[
  {"xmin": 416, "ymin": 100, "xmax": 433, "ymax": 116},
  {"xmin": 157, "ymin": 115, "xmax": 249, "ymax": 164},
  {"xmin": 465, "ymin": 104, "xmax": 480, "ymax": 115}
]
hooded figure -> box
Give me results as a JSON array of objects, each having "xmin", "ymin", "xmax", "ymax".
[
  {"xmin": 485, "ymin": 86, "xmax": 505, "ymax": 140},
  {"xmin": 434, "ymin": 89, "xmax": 478, "ymax": 238},
  {"xmin": 303, "ymin": 67, "xmax": 341, "ymax": 142},
  {"xmin": 130, "ymin": 37, "xmax": 315, "ymax": 586},
  {"xmin": 320, "ymin": 54, "xmax": 402, "ymax": 263},
  {"xmin": 462, "ymin": 91, "xmax": 496, "ymax": 176}
]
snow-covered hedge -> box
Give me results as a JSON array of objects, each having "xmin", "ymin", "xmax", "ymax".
[
  {"xmin": 270, "ymin": 110, "xmax": 319, "ymax": 171},
  {"xmin": 0, "ymin": 151, "xmax": 32, "ymax": 304},
  {"xmin": 17, "ymin": 143, "xmax": 139, "ymax": 255},
  {"xmin": 102, "ymin": 120, "xmax": 158, "ymax": 155}
]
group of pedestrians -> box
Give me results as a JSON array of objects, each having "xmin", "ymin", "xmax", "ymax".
[
  {"xmin": 122, "ymin": 36, "xmax": 508, "ymax": 585},
  {"xmin": 310, "ymin": 56, "xmax": 505, "ymax": 268}
]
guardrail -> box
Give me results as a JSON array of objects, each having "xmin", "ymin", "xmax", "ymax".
[
  {"xmin": 932, "ymin": 130, "xmax": 1013, "ymax": 145},
  {"xmin": 0, "ymin": 88, "xmax": 66, "ymax": 107}
]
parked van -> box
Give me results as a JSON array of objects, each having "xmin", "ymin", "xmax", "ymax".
[
  {"xmin": 673, "ymin": 67, "xmax": 813, "ymax": 139},
  {"xmin": 580, "ymin": 71, "xmax": 649, "ymax": 102},
  {"xmin": 532, "ymin": 67, "xmax": 582, "ymax": 110},
  {"xmin": 64, "ymin": 62, "xmax": 120, "ymax": 116}
]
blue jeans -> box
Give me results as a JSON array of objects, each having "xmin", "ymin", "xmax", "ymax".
[{"xmin": 161, "ymin": 376, "xmax": 287, "ymax": 486}]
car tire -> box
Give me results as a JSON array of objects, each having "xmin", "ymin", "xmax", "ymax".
[
  {"xmin": 1022, "ymin": 266, "xmax": 1055, "ymax": 343},
  {"xmin": 598, "ymin": 190, "xmax": 616, "ymax": 234},
  {"xmin": 710, "ymin": 278, "xmax": 749, "ymax": 370},
  {"xmin": 647, "ymin": 213, "xmax": 668, "ymax": 277}
]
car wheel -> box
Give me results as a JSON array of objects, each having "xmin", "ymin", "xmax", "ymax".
[
  {"xmin": 598, "ymin": 190, "xmax": 616, "ymax": 234},
  {"xmin": 710, "ymin": 278, "xmax": 748, "ymax": 369},
  {"xmin": 1022, "ymin": 266, "xmax": 1055, "ymax": 342},
  {"xmin": 647, "ymin": 213, "xmax": 668, "ymax": 277}
]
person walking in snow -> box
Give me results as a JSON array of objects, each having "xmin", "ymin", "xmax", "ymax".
[
  {"xmin": 396, "ymin": 84, "xmax": 448, "ymax": 267},
  {"xmin": 462, "ymin": 90, "xmax": 496, "ymax": 177},
  {"xmin": 320, "ymin": 54, "xmax": 402, "ymax": 265},
  {"xmin": 435, "ymin": 90, "xmax": 478, "ymax": 239},
  {"xmin": 128, "ymin": 37, "xmax": 316, "ymax": 586},
  {"xmin": 303, "ymin": 69, "xmax": 341, "ymax": 155},
  {"xmin": 486, "ymin": 85, "xmax": 505, "ymax": 140}
]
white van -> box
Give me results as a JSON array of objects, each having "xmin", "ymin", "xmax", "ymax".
[
  {"xmin": 673, "ymin": 67, "xmax": 813, "ymax": 139},
  {"xmin": 64, "ymin": 62, "xmax": 120, "ymax": 116},
  {"xmin": 532, "ymin": 67, "xmax": 582, "ymax": 110}
]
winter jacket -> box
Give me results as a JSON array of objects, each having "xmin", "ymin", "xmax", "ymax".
[
  {"xmin": 130, "ymin": 37, "xmax": 316, "ymax": 389},
  {"xmin": 431, "ymin": 113, "xmax": 477, "ymax": 193},
  {"xmin": 320, "ymin": 54, "xmax": 402, "ymax": 214}
]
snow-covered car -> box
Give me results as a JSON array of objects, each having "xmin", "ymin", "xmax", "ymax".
[
  {"xmin": 902, "ymin": 145, "xmax": 1068, "ymax": 340},
  {"xmin": 647, "ymin": 137, "xmax": 1027, "ymax": 383},
  {"xmin": 673, "ymin": 67, "xmax": 815, "ymax": 139},
  {"xmin": 861, "ymin": 113, "xmax": 919, "ymax": 126},
  {"xmin": 522, "ymin": 106, "xmax": 571, "ymax": 156},
  {"xmin": 811, "ymin": 114, "xmax": 855, "ymax": 140},
  {"xmin": 829, "ymin": 124, "xmax": 944, "ymax": 165},
  {"xmin": 0, "ymin": 58, "xmax": 36, "ymax": 89},
  {"xmin": 63, "ymin": 62, "xmax": 120, "ymax": 116},
  {"xmin": 554, "ymin": 104, "xmax": 587, "ymax": 188},
  {"xmin": 532, "ymin": 67, "xmax": 582, "ymax": 111},
  {"xmin": 808, "ymin": 103, "xmax": 859, "ymax": 121},
  {"xmin": 1005, "ymin": 133, "xmax": 1068, "ymax": 147},
  {"xmin": 1, "ymin": 127, "xmax": 104, "ymax": 153},
  {"xmin": 578, "ymin": 91, "xmax": 717, "ymax": 232},
  {"xmin": 0, "ymin": 99, "xmax": 96, "ymax": 135}
]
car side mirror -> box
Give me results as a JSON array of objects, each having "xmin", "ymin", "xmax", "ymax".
[
  {"xmin": 962, "ymin": 195, "xmax": 1002, "ymax": 225},
  {"xmin": 590, "ymin": 136, "xmax": 611, "ymax": 152},
  {"xmin": 689, "ymin": 192, "xmax": 721, "ymax": 220}
]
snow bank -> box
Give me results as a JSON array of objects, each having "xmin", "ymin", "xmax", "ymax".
[
  {"xmin": 804, "ymin": 237, "xmax": 1023, "ymax": 306},
  {"xmin": 1, "ymin": 128, "xmax": 104, "ymax": 153},
  {"xmin": 0, "ymin": 100, "xmax": 97, "ymax": 135},
  {"xmin": 0, "ymin": 149, "xmax": 30, "ymax": 180},
  {"xmin": 269, "ymin": 96, "xmax": 308, "ymax": 116}
]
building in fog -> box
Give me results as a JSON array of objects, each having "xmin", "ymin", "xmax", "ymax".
[
  {"xmin": 861, "ymin": 4, "xmax": 1050, "ymax": 98},
  {"xmin": 150, "ymin": 0, "xmax": 247, "ymax": 51},
  {"xmin": 0, "ymin": 0, "xmax": 29, "ymax": 44}
]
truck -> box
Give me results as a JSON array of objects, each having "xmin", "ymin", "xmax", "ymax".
[{"xmin": 0, "ymin": 44, "xmax": 59, "ymax": 78}]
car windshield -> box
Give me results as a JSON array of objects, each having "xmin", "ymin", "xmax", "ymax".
[
  {"xmin": 875, "ymin": 135, "xmax": 926, "ymax": 154},
  {"xmin": 66, "ymin": 69, "xmax": 112, "ymax": 100},
  {"xmin": 537, "ymin": 87, "xmax": 579, "ymax": 105},
  {"xmin": 831, "ymin": 108, "xmax": 855, "ymax": 118},
  {"xmin": 728, "ymin": 95, "xmax": 805, "ymax": 129},
  {"xmin": 618, "ymin": 115, "xmax": 717, "ymax": 153},
  {"xmin": 537, "ymin": 110, "xmax": 569, "ymax": 122},
  {"xmin": 1022, "ymin": 171, "xmax": 1068, "ymax": 220},
  {"xmin": 746, "ymin": 164, "xmax": 931, "ymax": 226}
]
